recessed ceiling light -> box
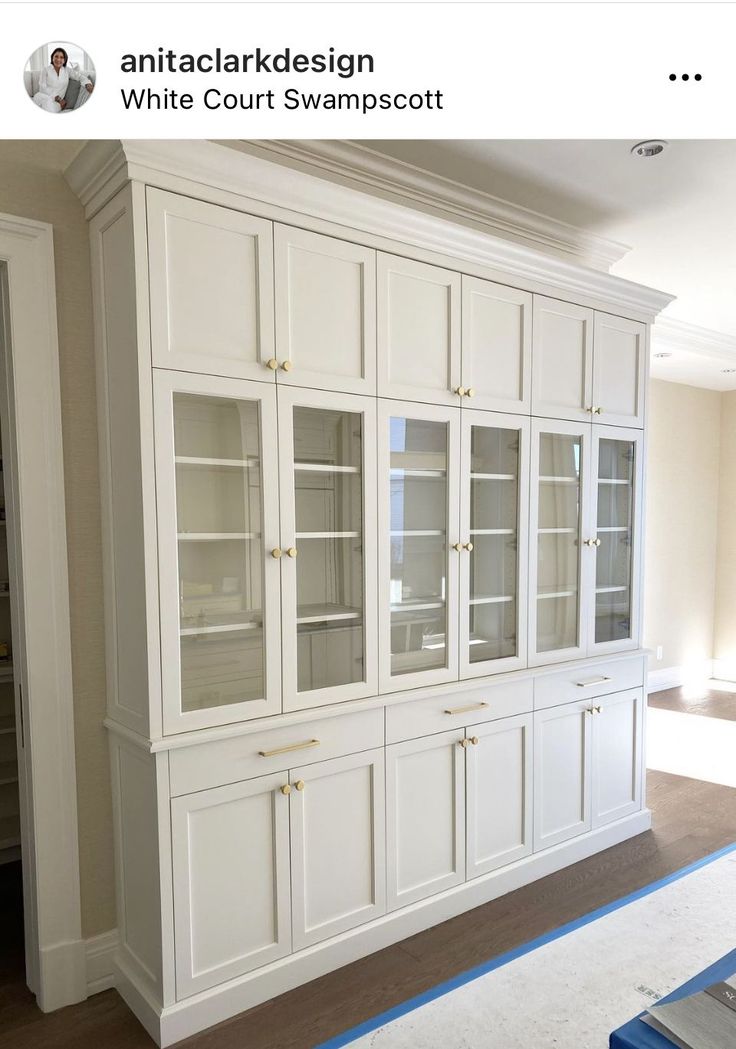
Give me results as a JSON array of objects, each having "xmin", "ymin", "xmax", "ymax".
[
  {"xmin": 653, "ymin": 351, "xmax": 673, "ymax": 358},
  {"xmin": 631, "ymin": 140, "xmax": 669, "ymax": 158}
]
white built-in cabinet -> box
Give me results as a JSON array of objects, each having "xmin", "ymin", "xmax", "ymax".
[{"xmin": 83, "ymin": 147, "xmax": 667, "ymax": 1046}]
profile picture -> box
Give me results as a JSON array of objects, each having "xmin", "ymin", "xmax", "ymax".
[{"xmin": 24, "ymin": 42, "xmax": 96, "ymax": 114}]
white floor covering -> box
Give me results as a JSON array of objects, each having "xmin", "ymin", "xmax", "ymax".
[{"xmin": 340, "ymin": 850, "xmax": 736, "ymax": 1049}]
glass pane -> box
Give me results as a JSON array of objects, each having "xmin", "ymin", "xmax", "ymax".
[
  {"xmin": 293, "ymin": 408, "xmax": 364, "ymax": 692},
  {"xmin": 536, "ymin": 431, "xmax": 581, "ymax": 652},
  {"xmin": 595, "ymin": 438, "xmax": 635, "ymax": 643},
  {"xmin": 469, "ymin": 426, "xmax": 519, "ymax": 663},
  {"xmin": 174, "ymin": 394, "xmax": 265, "ymax": 713},
  {"xmin": 389, "ymin": 418, "xmax": 448, "ymax": 676}
]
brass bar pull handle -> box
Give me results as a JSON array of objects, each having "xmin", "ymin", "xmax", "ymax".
[
  {"xmin": 575, "ymin": 676, "xmax": 612, "ymax": 688},
  {"xmin": 444, "ymin": 701, "xmax": 489, "ymax": 715},
  {"xmin": 259, "ymin": 739, "xmax": 320, "ymax": 758}
]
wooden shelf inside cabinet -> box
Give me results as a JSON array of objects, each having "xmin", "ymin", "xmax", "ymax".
[
  {"xmin": 0, "ymin": 663, "xmax": 13, "ymax": 682},
  {"xmin": 0, "ymin": 714, "xmax": 15, "ymax": 735},
  {"xmin": 296, "ymin": 604, "xmax": 362, "ymax": 625},
  {"xmin": 0, "ymin": 760, "xmax": 18, "ymax": 787},
  {"xmin": 180, "ymin": 620, "xmax": 263, "ymax": 637},
  {"xmin": 0, "ymin": 813, "xmax": 20, "ymax": 850}
]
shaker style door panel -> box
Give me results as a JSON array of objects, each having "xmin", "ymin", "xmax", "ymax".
[
  {"xmin": 588, "ymin": 426, "xmax": 644, "ymax": 655},
  {"xmin": 593, "ymin": 314, "xmax": 647, "ymax": 428},
  {"xmin": 154, "ymin": 370, "xmax": 282, "ymax": 733},
  {"xmin": 171, "ymin": 774, "xmax": 291, "ymax": 998},
  {"xmin": 377, "ymin": 254, "xmax": 462, "ymax": 406},
  {"xmin": 278, "ymin": 388, "xmax": 378, "ymax": 710},
  {"xmin": 460, "ymin": 410, "xmax": 529, "ymax": 678},
  {"xmin": 147, "ymin": 188, "xmax": 275, "ymax": 381},
  {"xmin": 466, "ymin": 713, "xmax": 533, "ymax": 878},
  {"xmin": 528, "ymin": 419, "xmax": 593, "ymax": 666},
  {"xmin": 533, "ymin": 702, "xmax": 592, "ymax": 851},
  {"xmin": 378, "ymin": 400, "xmax": 462, "ymax": 692},
  {"xmin": 274, "ymin": 225, "xmax": 377, "ymax": 395},
  {"xmin": 461, "ymin": 276, "xmax": 532, "ymax": 413},
  {"xmin": 592, "ymin": 688, "xmax": 642, "ymax": 828},
  {"xmin": 386, "ymin": 731, "xmax": 465, "ymax": 911},
  {"xmin": 290, "ymin": 749, "xmax": 386, "ymax": 950},
  {"xmin": 531, "ymin": 297, "xmax": 594, "ymax": 422}
]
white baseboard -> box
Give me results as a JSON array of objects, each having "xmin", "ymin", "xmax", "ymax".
[
  {"xmin": 37, "ymin": 938, "xmax": 87, "ymax": 1012},
  {"xmin": 647, "ymin": 660, "xmax": 714, "ymax": 693},
  {"xmin": 85, "ymin": 929, "xmax": 119, "ymax": 996},
  {"xmin": 712, "ymin": 659, "xmax": 736, "ymax": 684}
]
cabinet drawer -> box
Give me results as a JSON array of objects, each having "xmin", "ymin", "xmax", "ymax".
[
  {"xmin": 534, "ymin": 657, "xmax": 644, "ymax": 711},
  {"xmin": 386, "ymin": 680, "xmax": 533, "ymax": 745},
  {"xmin": 169, "ymin": 708, "xmax": 383, "ymax": 796}
]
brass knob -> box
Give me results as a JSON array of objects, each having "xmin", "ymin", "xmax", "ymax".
[
  {"xmin": 595, "ymin": 407, "xmax": 603, "ymax": 415},
  {"xmin": 470, "ymin": 736, "xmax": 479, "ymax": 746},
  {"xmin": 453, "ymin": 542, "xmax": 463, "ymax": 552},
  {"xmin": 594, "ymin": 538, "xmax": 601, "ymax": 547},
  {"xmin": 464, "ymin": 542, "xmax": 474, "ymax": 552},
  {"xmin": 595, "ymin": 706, "xmax": 602, "ymax": 714},
  {"xmin": 281, "ymin": 360, "xmax": 293, "ymax": 372},
  {"xmin": 287, "ymin": 547, "xmax": 298, "ymax": 558},
  {"xmin": 271, "ymin": 547, "xmax": 282, "ymax": 559},
  {"xmin": 266, "ymin": 358, "xmax": 279, "ymax": 371},
  {"xmin": 295, "ymin": 779, "xmax": 305, "ymax": 791},
  {"xmin": 456, "ymin": 386, "xmax": 466, "ymax": 397},
  {"xmin": 586, "ymin": 708, "xmax": 594, "ymax": 715},
  {"xmin": 586, "ymin": 406, "xmax": 595, "ymax": 414},
  {"xmin": 466, "ymin": 388, "xmax": 475, "ymax": 398},
  {"xmin": 459, "ymin": 738, "xmax": 470, "ymax": 748},
  {"xmin": 583, "ymin": 539, "xmax": 595, "ymax": 547},
  {"xmin": 280, "ymin": 784, "xmax": 291, "ymax": 795}
]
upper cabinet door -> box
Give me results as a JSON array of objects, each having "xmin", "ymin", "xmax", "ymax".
[
  {"xmin": 461, "ymin": 277, "xmax": 532, "ymax": 413},
  {"xmin": 147, "ymin": 188, "xmax": 275, "ymax": 381},
  {"xmin": 593, "ymin": 313, "xmax": 647, "ymax": 428},
  {"xmin": 274, "ymin": 225, "xmax": 376, "ymax": 395},
  {"xmin": 378, "ymin": 254, "xmax": 462, "ymax": 406},
  {"xmin": 531, "ymin": 297, "xmax": 594, "ymax": 422},
  {"xmin": 154, "ymin": 370, "xmax": 282, "ymax": 734},
  {"xmin": 278, "ymin": 387, "xmax": 378, "ymax": 711}
]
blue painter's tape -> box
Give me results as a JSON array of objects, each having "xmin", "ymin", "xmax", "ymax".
[{"xmin": 315, "ymin": 839, "xmax": 736, "ymax": 1049}]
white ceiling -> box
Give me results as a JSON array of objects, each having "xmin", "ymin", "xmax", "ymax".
[{"xmin": 356, "ymin": 140, "xmax": 736, "ymax": 391}]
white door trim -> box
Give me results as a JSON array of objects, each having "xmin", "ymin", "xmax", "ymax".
[{"xmin": 0, "ymin": 212, "xmax": 84, "ymax": 1010}]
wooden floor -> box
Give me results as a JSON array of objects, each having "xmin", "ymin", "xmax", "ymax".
[{"xmin": 1, "ymin": 687, "xmax": 735, "ymax": 1049}]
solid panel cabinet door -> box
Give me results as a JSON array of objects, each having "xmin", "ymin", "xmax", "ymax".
[
  {"xmin": 533, "ymin": 702, "xmax": 592, "ymax": 851},
  {"xmin": 154, "ymin": 370, "xmax": 282, "ymax": 733},
  {"xmin": 290, "ymin": 749, "xmax": 386, "ymax": 950},
  {"xmin": 460, "ymin": 410, "xmax": 529, "ymax": 677},
  {"xmin": 592, "ymin": 689, "xmax": 642, "ymax": 828},
  {"xmin": 274, "ymin": 225, "xmax": 376, "ymax": 395},
  {"xmin": 588, "ymin": 426, "xmax": 644, "ymax": 655},
  {"xmin": 378, "ymin": 254, "xmax": 461, "ymax": 405},
  {"xmin": 171, "ymin": 774, "xmax": 291, "ymax": 997},
  {"xmin": 532, "ymin": 297, "xmax": 594, "ymax": 421},
  {"xmin": 467, "ymin": 713, "xmax": 533, "ymax": 877},
  {"xmin": 147, "ymin": 188, "xmax": 275, "ymax": 380},
  {"xmin": 461, "ymin": 277, "xmax": 532, "ymax": 413},
  {"xmin": 278, "ymin": 388, "xmax": 378, "ymax": 710},
  {"xmin": 593, "ymin": 314, "xmax": 647, "ymax": 428},
  {"xmin": 386, "ymin": 731, "xmax": 465, "ymax": 910}
]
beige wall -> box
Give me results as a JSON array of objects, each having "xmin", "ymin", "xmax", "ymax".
[
  {"xmin": 643, "ymin": 379, "xmax": 722, "ymax": 675},
  {"xmin": 714, "ymin": 390, "xmax": 736, "ymax": 676},
  {"xmin": 0, "ymin": 142, "xmax": 114, "ymax": 937}
]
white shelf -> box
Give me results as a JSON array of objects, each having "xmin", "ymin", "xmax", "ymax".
[
  {"xmin": 0, "ymin": 813, "xmax": 20, "ymax": 851},
  {"xmin": 296, "ymin": 531, "xmax": 360, "ymax": 540},
  {"xmin": 180, "ymin": 620, "xmax": 262, "ymax": 637},
  {"xmin": 391, "ymin": 600, "xmax": 444, "ymax": 613},
  {"xmin": 598, "ymin": 478, "xmax": 630, "ymax": 486},
  {"xmin": 537, "ymin": 589, "xmax": 577, "ymax": 601},
  {"xmin": 596, "ymin": 585, "xmax": 629, "ymax": 594},
  {"xmin": 178, "ymin": 533, "xmax": 261, "ymax": 541},
  {"xmin": 297, "ymin": 604, "xmax": 362, "ymax": 625},
  {"xmin": 295, "ymin": 463, "xmax": 359, "ymax": 474},
  {"xmin": 390, "ymin": 529, "xmax": 445, "ymax": 537},
  {"xmin": 390, "ymin": 468, "xmax": 446, "ymax": 479},
  {"xmin": 470, "ymin": 473, "xmax": 516, "ymax": 481},
  {"xmin": 175, "ymin": 456, "xmax": 259, "ymax": 469},
  {"xmin": 0, "ymin": 760, "xmax": 18, "ymax": 787},
  {"xmin": 539, "ymin": 476, "xmax": 579, "ymax": 485},
  {"xmin": 538, "ymin": 527, "xmax": 576, "ymax": 535},
  {"xmin": 470, "ymin": 528, "xmax": 515, "ymax": 536},
  {"xmin": 597, "ymin": 526, "xmax": 629, "ymax": 533},
  {"xmin": 470, "ymin": 595, "xmax": 514, "ymax": 605}
]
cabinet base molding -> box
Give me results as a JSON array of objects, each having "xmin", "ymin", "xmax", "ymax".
[{"xmin": 115, "ymin": 809, "xmax": 651, "ymax": 1047}]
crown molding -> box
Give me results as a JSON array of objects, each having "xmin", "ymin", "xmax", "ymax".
[
  {"xmin": 238, "ymin": 139, "xmax": 631, "ymax": 273},
  {"xmin": 652, "ymin": 317, "xmax": 736, "ymax": 360},
  {"xmin": 65, "ymin": 139, "xmax": 673, "ymax": 320}
]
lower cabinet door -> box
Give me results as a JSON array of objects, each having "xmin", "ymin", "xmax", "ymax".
[
  {"xmin": 386, "ymin": 730, "xmax": 466, "ymax": 910},
  {"xmin": 290, "ymin": 748, "xmax": 386, "ymax": 950},
  {"xmin": 592, "ymin": 688, "xmax": 643, "ymax": 828},
  {"xmin": 171, "ymin": 773, "xmax": 291, "ymax": 998},
  {"xmin": 533, "ymin": 702, "xmax": 592, "ymax": 851},
  {"xmin": 466, "ymin": 713, "xmax": 533, "ymax": 878}
]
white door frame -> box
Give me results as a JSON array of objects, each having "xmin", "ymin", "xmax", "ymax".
[{"xmin": 0, "ymin": 213, "xmax": 84, "ymax": 1010}]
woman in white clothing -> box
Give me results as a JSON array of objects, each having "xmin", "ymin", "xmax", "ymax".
[{"xmin": 32, "ymin": 47, "xmax": 93, "ymax": 113}]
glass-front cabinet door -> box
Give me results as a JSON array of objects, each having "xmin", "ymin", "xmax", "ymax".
[
  {"xmin": 379, "ymin": 402, "xmax": 461, "ymax": 691},
  {"xmin": 589, "ymin": 426, "xmax": 643, "ymax": 653},
  {"xmin": 529, "ymin": 420, "xmax": 592, "ymax": 666},
  {"xmin": 278, "ymin": 388, "xmax": 377, "ymax": 710},
  {"xmin": 459, "ymin": 411, "xmax": 529, "ymax": 677},
  {"xmin": 155, "ymin": 371, "xmax": 282, "ymax": 733}
]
